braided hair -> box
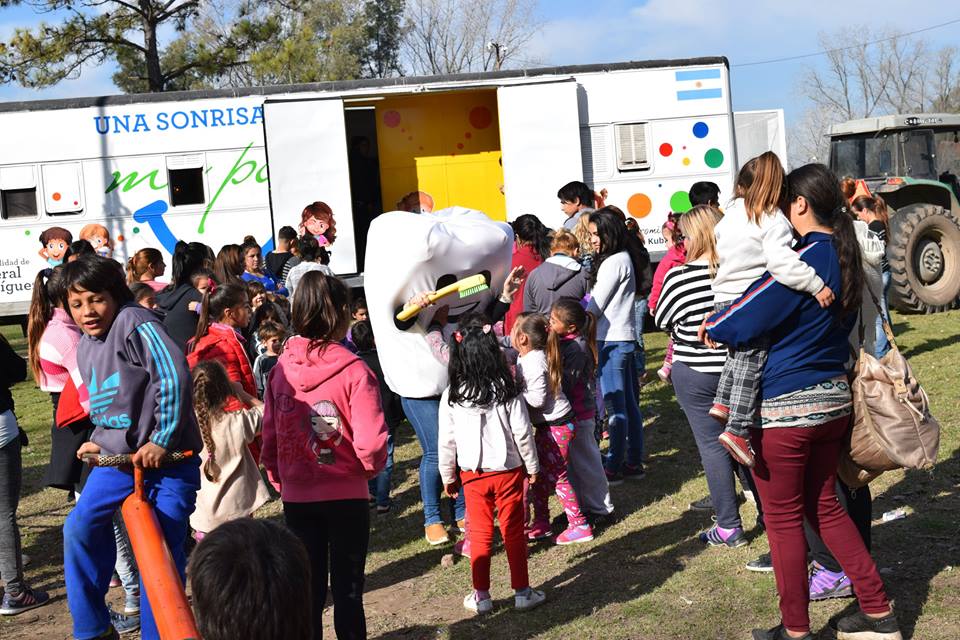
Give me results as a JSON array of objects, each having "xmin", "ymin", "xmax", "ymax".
[{"xmin": 191, "ymin": 360, "xmax": 233, "ymax": 482}]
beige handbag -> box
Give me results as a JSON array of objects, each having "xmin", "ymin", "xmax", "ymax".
[{"xmin": 838, "ymin": 296, "xmax": 940, "ymax": 488}]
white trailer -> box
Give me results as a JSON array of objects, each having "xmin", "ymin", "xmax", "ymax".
[{"xmin": 0, "ymin": 57, "xmax": 738, "ymax": 317}]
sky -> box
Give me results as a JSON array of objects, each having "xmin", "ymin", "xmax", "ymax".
[{"xmin": 1, "ymin": 0, "xmax": 960, "ymax": 129}]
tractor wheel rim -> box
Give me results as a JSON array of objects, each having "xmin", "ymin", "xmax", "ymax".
[{"xmin": 916, "ymin": 236, "xmax": 944, "ymax": 284}]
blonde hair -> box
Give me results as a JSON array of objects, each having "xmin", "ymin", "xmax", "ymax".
[
  {"xmin": 736, "ymin": 151, "xmax": 785, "ymax": 225},
  {"xmin": 679, "ymin": 205, "xmax": 723, "ymax": 277},
  {"xmin": 550, "ymin": 229, "xmax": 580, "ymax": 256},
  {"xmin": 572, "ymin": 213, "xmax": 593, "ymax": 255}
]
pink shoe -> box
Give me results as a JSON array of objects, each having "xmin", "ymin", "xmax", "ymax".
[
  {"xmin": 556, "ymin": 525, "xmax": 594, "ymax": 545},
  {"xmin": 657, "ymin": 365, "xmax": 672, "ymax": 382},
  {"xmin": 453, "ymin": 538, "xmax": 471, "ymax": 559},
  {"xmin": 526, "ymin": 522, "xmax": 552, "ymax": 541}
]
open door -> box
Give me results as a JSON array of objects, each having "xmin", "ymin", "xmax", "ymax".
[
  {"xmin": 497, "ymin": 80, "xmax": 582, "ymax": 223},
  {"xmin": 263, "ymin": 97, "xmax": 357, "ymax": 274}
]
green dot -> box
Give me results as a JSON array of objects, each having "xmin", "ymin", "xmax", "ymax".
[
  {"xmin": 132, "ymin": 227, "xmax": 140, "ymax": 234},
  {"xmin": 670, "ymin": 190, "xmax": 692, "ymax": 213},
  {"xmin": 704, "ymin": 148, "xmax": 724, "ymax": 169},
  {"xmin": 24, "ymin": 230, "xmax": 31, "ymax": 236}
]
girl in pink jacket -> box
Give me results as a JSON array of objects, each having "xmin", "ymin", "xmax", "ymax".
[{"xmin": 647, "ymin": 217, "xmax": 687, "ymax": 382}]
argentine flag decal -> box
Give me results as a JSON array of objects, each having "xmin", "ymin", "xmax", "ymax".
[{"xmin": 675, "ymin": 69, "xmax": 723, "ymax": 101}]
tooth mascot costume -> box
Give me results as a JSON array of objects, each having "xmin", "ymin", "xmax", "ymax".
[{"xmin": 365, "ymin": 207, "xmax": 513, "ymax": 536}]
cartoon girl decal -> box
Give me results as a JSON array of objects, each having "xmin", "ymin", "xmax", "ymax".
[
  {"xmin": 298, "ymin": 201, "xmax": 337, "ymax": 247},
  {"xmin": 79, "ymin": 223, "xmax": 113, "ymax": 258},
  {"xmin": 38, "ymin": 226, "xmax": 73, "ymax": 267},
  {"xmin": 306, "ymin": 400, "xmax": 344, "ymax": 465}
]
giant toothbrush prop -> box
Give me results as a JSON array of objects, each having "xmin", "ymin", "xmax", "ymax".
[{"xmin": 365, "ymin": 207, "xmax": 513, "ymax": 398}]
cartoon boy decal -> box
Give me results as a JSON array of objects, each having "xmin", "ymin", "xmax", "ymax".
[
  {"xmin": 298, "ymin": 201, "xmax": 337, "ymax": 247},
  {"xmin": 79, "ymin": 223, "xmax": 113, "ymax": 259},
  {"xmin": 306, "ymin": 400, "xmax": 344, "ymax": 465},
  {"xmin": 38, "ymin": 226, "xmax": 73, "ymax": 267}
]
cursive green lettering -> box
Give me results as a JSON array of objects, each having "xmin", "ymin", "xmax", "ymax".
[{"xmin": 106, "ymin": 169, "xmax": 166, "ymax": 193}]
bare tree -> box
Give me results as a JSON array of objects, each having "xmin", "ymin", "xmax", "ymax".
[
  {"xmin": 930, "ymin": 46, "xmax": 960, "ymax": 112},
  {"xmin": 402, "ymin": 0, "xmax": 539, "ymax": 75}
]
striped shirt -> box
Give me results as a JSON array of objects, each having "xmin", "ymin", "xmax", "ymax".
[{"xmin": 654, "ymin": 260, "xmax": 726, "ymax": 374}]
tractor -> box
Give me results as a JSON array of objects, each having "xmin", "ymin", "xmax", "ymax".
[{"xmin": 828, "ymin": 113, "xmax": 960, "ymax": 313}]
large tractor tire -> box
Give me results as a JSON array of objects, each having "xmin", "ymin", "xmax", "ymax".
[{"xmin": 888, "ymin": 204, "xmax": 960, "ymax": 313}]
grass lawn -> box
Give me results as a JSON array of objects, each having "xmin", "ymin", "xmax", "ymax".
[{"xmin": 2, "ymin": 311, "xmax": 959, "ymax": 639}]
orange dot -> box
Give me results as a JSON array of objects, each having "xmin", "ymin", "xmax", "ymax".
[
  {"xmin": 116, "ymin": 235, "xmax": 125, "ymax": 242},
  {"xmin": 465, "ymin": 132, "xmax": 472, "ymax": 139},
  {"xmin": 457, "ymin": 143, "xmax": 464, "ymax": 149},
  {"xmin": 52, "ymin": 192, "xmax": 61, "ymax": 201},
  {"xmin": 627, "ymin": 193, "xmax": 653, "ymax": 218}
]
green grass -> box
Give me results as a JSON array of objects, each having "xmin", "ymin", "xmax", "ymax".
[{"xmin": 2, "ymin": 312, "xmax": 959, "ymax": 639}]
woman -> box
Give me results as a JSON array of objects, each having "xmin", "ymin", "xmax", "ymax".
[
  {"xmin": 851, "ymin": 196, "xmax": 892, "ymax": 358},
  {"xmin": 156, "ymin": 241, "xmax": 213, "ymax": 351},
  {"xmin": 705, "ymin": 164, "xmax": 901, "ymax": 640},
  {"xmin": 503, "ymin": 215, "xmax": 550, "ymax": 334},
  {"xmin": 126, "ymin": 248, "xmax": 167, "ymax": 292},
  {"xmin": 586, "ymin": 207, "xmax": 646, "ymax": 483},
  {"xmin": 213, "ymin": 244, "xmax": 245, "ymax": 286},
  {"xmin": 655, "ymin": 205, "xmax": 762, "ymax": 547},
  {"xmin": 240, "ymin": 237, "xmax": 282, "ymax": 294}
]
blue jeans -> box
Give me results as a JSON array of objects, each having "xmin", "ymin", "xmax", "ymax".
[
  {"xmin": 875, "ymin": 271, "xmax": 892, "ymax": 358},
  {"xmin": 598, "ymin": 341, "xmax": 644, "ymax": 472},
  {"xmin": 633, "ymin": 297, "xmax": 647, "ymax": 375},
  {"xmin": 368, "ymin": 430, "xmax": 395, "ymax": 508},
  {"xmin": 401, "ymin": 397, "xmax": 465, "ymax": 526},
  {"xmin": 64, "ymin": 460, "xmax": 200, "ymax": 639}
]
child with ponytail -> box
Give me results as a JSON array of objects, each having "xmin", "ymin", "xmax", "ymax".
[
  {"xmin": 189, "ymin": 360, "xmax": 270, "ymax": 539},
  {"xmin": 512, "ymin": 312, "xmax": 593, "ymax": 545},
  {"xmin": 126, "ymin": 248, "xmax": 167, "ymax": 292}
]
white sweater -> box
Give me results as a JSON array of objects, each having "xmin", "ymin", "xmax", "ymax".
[
  {"xmin": 586, "ymin": 250, "xmax": 636, "ymax": 341},
  {"xmin": 712, "ymin": 199, "xmax": 825, "ymax": 303},
  {"xmin": 437, "ymin": 389, "xmax": 539, "ymax": 486},
  {"xmin": 516, "ymin": 350, "xmax": 573, "ymax": 424}
]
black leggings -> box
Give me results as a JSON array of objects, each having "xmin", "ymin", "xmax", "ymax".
[
  {"xmin": 804, "ymin": 480, "xmax": 872, "ymax": 572},
  {"xmin": 283, "ymin": 499, "xmax": 370, "ymax": 640}
]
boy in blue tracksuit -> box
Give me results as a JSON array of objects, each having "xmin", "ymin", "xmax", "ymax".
[{"xmin": 60, "ymin": 256, "xmax": 202, "ymax": 640}]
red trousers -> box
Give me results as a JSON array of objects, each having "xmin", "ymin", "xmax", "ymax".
[
  {"xmin": 750, "ymin": 416, "xmax": 890, "ymax": 632},
  {"xmin": 461, "ymin": 467, "xmax": 529, "ymax": 591}
]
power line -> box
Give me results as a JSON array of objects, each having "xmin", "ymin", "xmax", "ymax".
[{"xmin": 732, "ymin": 16, "xmax": 960, "ymax": 68}]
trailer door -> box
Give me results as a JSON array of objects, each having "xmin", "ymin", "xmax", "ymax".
[
  {"xmin": 262, "ymin": 97, "xmax": 356, "ymax": 274},
  {"xmin": 497, "ymin": 80, "xmax": 582, "ymax": 223}
]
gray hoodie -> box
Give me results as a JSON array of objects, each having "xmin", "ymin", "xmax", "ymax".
[{"xmin": 523, "ymin": 254, "xmax": 590, "ymax": 314}]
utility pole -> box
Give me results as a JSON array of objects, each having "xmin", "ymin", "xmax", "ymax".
[{"xmin": 486, "ymin": 41, "xmax": 507, "ymax": 71}]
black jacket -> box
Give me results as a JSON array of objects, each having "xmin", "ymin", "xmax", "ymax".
[
  {"xmin": 358, "ymin": 350, "xmax": 405, "ymax": 430},
  {"xmin": 156, "ymin": 284, "xmax": 204, "ymax": 351},
  {"xmin": 0, "ymin": 338, "xmax": 27, "ymax": 415}
]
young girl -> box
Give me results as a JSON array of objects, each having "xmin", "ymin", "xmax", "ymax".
[
  {"xmin": 648, "ymin": 215, "xmax": 688, "ymax": 382},
  {"xmin": 189, "ymin": 360, "xmax": 270, "ymax": 538},
  {"xmin": 851, "ymin": 195, "xmax": 892, "ymax": 358},
  {"xmin": 709, "ymin": 152, "xmax": 835, "ymax": 467},
  {"xmin": 126, "ymin": 248, "xmax": 167, "ymax": 292},
  {"xmin": 512, "ymin": 312, "xmax": 592, "ymax": 545},
  {"xmin": 60, "ymin": 256, "xmax": 201, "ymax": 640},
  {"xmin": 129, "ymin": 282, "xmax": 158, "ymax": 310},
  {"xmin": 547, "ymin": 299, "xmax": 613, "ymax": 519},
  {"xmin": 261, "ymin": 270, "xmax": 387, "ymax": 640},
  {"xmin": 438, "ymin": 314, "xmax": 545, "ymax": 615}
]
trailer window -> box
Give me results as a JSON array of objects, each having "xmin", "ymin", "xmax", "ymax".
[
  {"xmin": 167, "ymin": 168, "xmax": 204, "ymax": 206},
  {"xmin": 1, "ymin": 189, "xmax": 38, "ymax": 220},
  {"xmin": 614, "ymin": 123, "xmax": 650, "ymax": 172}
]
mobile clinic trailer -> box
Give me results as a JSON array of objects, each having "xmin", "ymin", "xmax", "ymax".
[{"xmin": 0, "ymin": 57, "xmax": 737, "ymax": 317}]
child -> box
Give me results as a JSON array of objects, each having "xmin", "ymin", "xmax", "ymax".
[
  {"xmin": 512, "ymin": 313, "xmax": 592, "ymax": 545},
  {"xmin": 188, "ymin": 283, "xmax": 257, "ymax": 405},
  {"xmin": 261, "ymin": 270, "xmax": 387, "ymax": 640},
  {"xmin": 59, "ymin": 256, "xmax": 201, "ymax": 640},
  {"xmin": 129, "ymin": 282, "xmax": 158, "ymax": 310},
  {"xmin": 192, "ymin": 268, "xmax": 215, "ymax": 296},
  {"xmin": 351, "ymin": 319, "xmax": 403, "ymax": 514},
  {"xmin": 126, "ymin": 248, "xmax": 167, "ymax": 292},
  {"xmin": 709, "ymin": 152, "xmax": 834, "ymax": 467},
  {"xmin": 647, "ymin": 214, "xmax": 687, "ymax": 382},
  {"xmin": 689, "ymin": 181, "xmax": 721, "ymax": 208},
  {"xmin": 245, "ymin": 279, "xmax": 267, "ymax": 312},
  {"xmin": 344, "ymin": 296, "xmax": 368, "ymax": 352},
  {"xmin": 188, "ymin": 518, "xmax": 312, "ymax": 640},
  {"xmin": 438, "ymin": 314, "xmax": 545, "ymax": 615},
  {"xmin": 264, "ymin": 226, "xmax": 297, "ymax": 281},
  {"xmin": 189, "ymin": 361, "xmax": 270, "ymax": 538},
  {"xmin": 252, "ymin": 320, "xmax": 285, "ymax": 398}
]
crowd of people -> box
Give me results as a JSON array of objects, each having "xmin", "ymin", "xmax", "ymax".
[{"xmin": 0, "ymin": 159, "xmax": 905, "ymax": 640}]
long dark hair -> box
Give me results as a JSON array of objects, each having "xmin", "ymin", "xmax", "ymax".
[
  {"xmin": 589, "ymin": 207, "xmax": 649, "ymax": 290},
  {"xmin": 511, "ymin": 215, "xmax": 551, "ymax": 261},
  {"xmin": 513, "ymin": 312, "xmax": 560, "ymax": 396},
  {"xmin": 169, "ymin": 241, "xmax": 212, "ymax": 289},
  {"xmin": 27, "ymin": 267, "xmax": 66, "ymax": 381},
  {"xmin": 214, "ymin": 244, "xmax": 244, "ymax": 285},
  {"xmin": 785, "ymin": 163, "xmax": 865, "ymax": 319},
  {"xmin": 291, "ymin": 271, "xmax": 351, "ymax": 350},
  {"xmin": 193, "ymin": 283, "xmax": 249, "ymax": 347},
  {"xmin": 547, "ymin": 299, "xmax": 598, "ymax": 378},
  {"xmin": 447, "ymin": 312, "xmax": 519, "ymax": 407}
]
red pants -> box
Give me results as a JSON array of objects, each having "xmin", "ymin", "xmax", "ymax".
[
  {"xmin": 461, "ymin": 467, "xmax": 529, "ymax": 591},
  {"xmin": 750, "ymin": 416, "xmax": 890, "ymax": 632}
]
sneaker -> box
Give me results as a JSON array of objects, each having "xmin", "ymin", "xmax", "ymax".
[
  {"xmin": 424, "ymin": 523, "xmax": 449, "ymax": 545},
  {"xmin": 809, "ymin": 561, "xmax": 853, "ymax": 601},
  {"xmin": 752, "ymin": 624, "xmax": 814, "ymax": 640},
  {"xmin": 0, "ymin": 588, "xmax": 50, "ymax": 616},
  {"xmin": 526, "ymin": 522, "xmax": 552, "ymax": 541},
  {"xmin": 109, "ymin": 608, "xmax": 141, "ymax": 635},
  {"xmin": 514, "ymin": 587, "xmax": 546, "ymax": 611},
  {"xmin": 836, "ymin": 610, "xmax": 903, "ymax": 640},
  {"xmin": 709, "ymin": 403, "xmax": 730, "ymax": 424},
  {"xmin": 718, "ymin": 432, "xmax": 756, "ymax": 468},
  {"xmin": 109, "ymin": 572, "xmax": 122, "ymax": 588},
  {"xmin": 689, "ymin": 495, "xmax": 714, "ymax": 511},
  {"xmin": 657, "ymin": 365, "xmax": 672, "ymax": 382},
  {"xmin": 604, "ymin": 468, "xmax": 624, "ymax": 486},
  {"xmin": 699, "ymin": 524, "xmax": 747, "ymax": 548},
  {"xmin": 376, "ymin": 504, "xmax": 391, "ymax": 515},
  {"xmin": 453, "ymin": 538, "xmax": 471, "ymax": 559},
  {"xmin": 462, "ymin": 590, "xmax": 493, "ymax": 615},
  {"xmin": 746, "ymin": 553, "xmax": 774, "ymax": 573},
  {"xmin": 556, "ymin": 525, "xmax": 594, "ymax": 545},
  {"xmin": 743, "ymin": 489, "xmax": 757, "ymax": 504},
  {"xmin": 622, "ymin": 463, "xmax": 646, "ymax": 481},
  {"xmin": 124, "ymin": 594, "xmax": 140, "ymax": 616}
]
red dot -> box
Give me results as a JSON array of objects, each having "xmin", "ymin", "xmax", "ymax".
[
  {"xmin": 683, "ymin": 146, "xmax": 687, "ymax": 150},
  {"xmin": 383, "ymin": 110, "xmax": 401, "ymax": 128},
  {"xmin": 469, "ymin": 106, "xmax": 492, "ymax": 129},
  {"xmin": 465, "ymin": 132, "xmax": 472, "ymax": 139},
  {"xmin": 659, "ymin": 143, "xmax": 673, "ymax": 157},
  {"xmin": 73, "ymin": 201, "xmax": 78, "ymax": 206},
  {"xmin": 401, "ymin": 128, "xmax": 405, "ymax": 133},
  {"xmin": 52, "ymin": 192, "xmax": 62, "ymax": 201},
  {"xmin": 457, "ymin": 143, "xmax": 464, "ymax": 149}
]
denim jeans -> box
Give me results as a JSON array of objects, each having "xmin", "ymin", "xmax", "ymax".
[
  {"xmin": 0, "ymin": 437, "xmax": 24, "ymax": 596},
  {"xmin": 400, "ymin": 397, "xmax": 466, "ymax": 526},
  {"xmin": 598, "ymin": 340, "xmax": 644, "ymax": 472},
  {"xmin": 875, "ymin": 270, "xmax": 892, "ymax": 358},
  {"xmin": 367, "ymin": 430, "xmax": 395, "ymax": 508},
  {"xmin": 633, "ymin": 297, "xmax": 647, "ymax": 375}
]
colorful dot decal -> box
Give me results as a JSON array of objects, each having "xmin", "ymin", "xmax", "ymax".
[
  {"xmin": 73, "ymin": 201, "xmax": 78, "ymax": 206},
  {"xmin": 682, "ymin": 157, "xmax": 691, "ymax": 166},
  {"xmin": 457, "ymin": 143, "xmax": 464, "ymax": 149},
  {"xmin": 116, "ymin": 235, "xmax": 125, "ymax": 242},
  {"xmin": 52, "ymin": 192, "xmax": 61, "ymax": 201},
  {"xmin": 704, "ymin": 148, "xmax": 724, "ymax": 168},
  {"xmin": 627, "ymin": 193, "xmax": 653, "ymax": 218},
  {"xmin": 659, "ymin": 143, "xmax": 673, "ymax": 157},
  {"xmin": 693, "ymin": 122, "xmax": 709, "ymax": 138},
  {"xmin": 132, "ymin": 227, "xmax": 140, "ymax": 234},
  {"xmin": 670, "ymin": 190, "xmax": 693, "ymax": 213},
  {"xmin": 24, "ymin": 230, "xmax": 30, "ymax": 236},
  {"xmin": 469, "ymin": 106, "xmax": 492, "ymax": 130},
  {"xmin": 465, "ymin": 132, "xmax": 472, "ymax": 139},
  {"xmin": 383, "ymin": 110, "xmax": 401, "ymax": 128}
]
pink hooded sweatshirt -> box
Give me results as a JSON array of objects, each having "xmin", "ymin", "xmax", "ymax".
[
  {"xmin": 261, "ymin": 336, "xmax": 388, "ymax": 503},
  {"xmin": 648, "ymin": 244, "xmax": 687, "ymax": 312}
]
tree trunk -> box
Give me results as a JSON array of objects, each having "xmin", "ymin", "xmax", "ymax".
[{"xmin": 140, "ymin": 0, "xmax": 164, "ymax": 91}]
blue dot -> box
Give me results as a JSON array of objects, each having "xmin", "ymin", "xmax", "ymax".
[
  {"xmin": 693, "ymin": 122, "xmax": 709, "ymax": 138},
  {"xmin": 658, "ymin": 183, "xmax": 662, "ymax": 188}
]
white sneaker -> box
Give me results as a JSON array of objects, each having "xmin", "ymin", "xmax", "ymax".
[
  {"xmin": 463, "ymin": 591, "xmax": 493, "ymax": 615},
  {"xmin": 514, "ymin": 588, "xmax": 546, "ymax": 611},
  {"xmin": 743, "ymin": 489, "xmax": 756, "ymax": 504}
]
